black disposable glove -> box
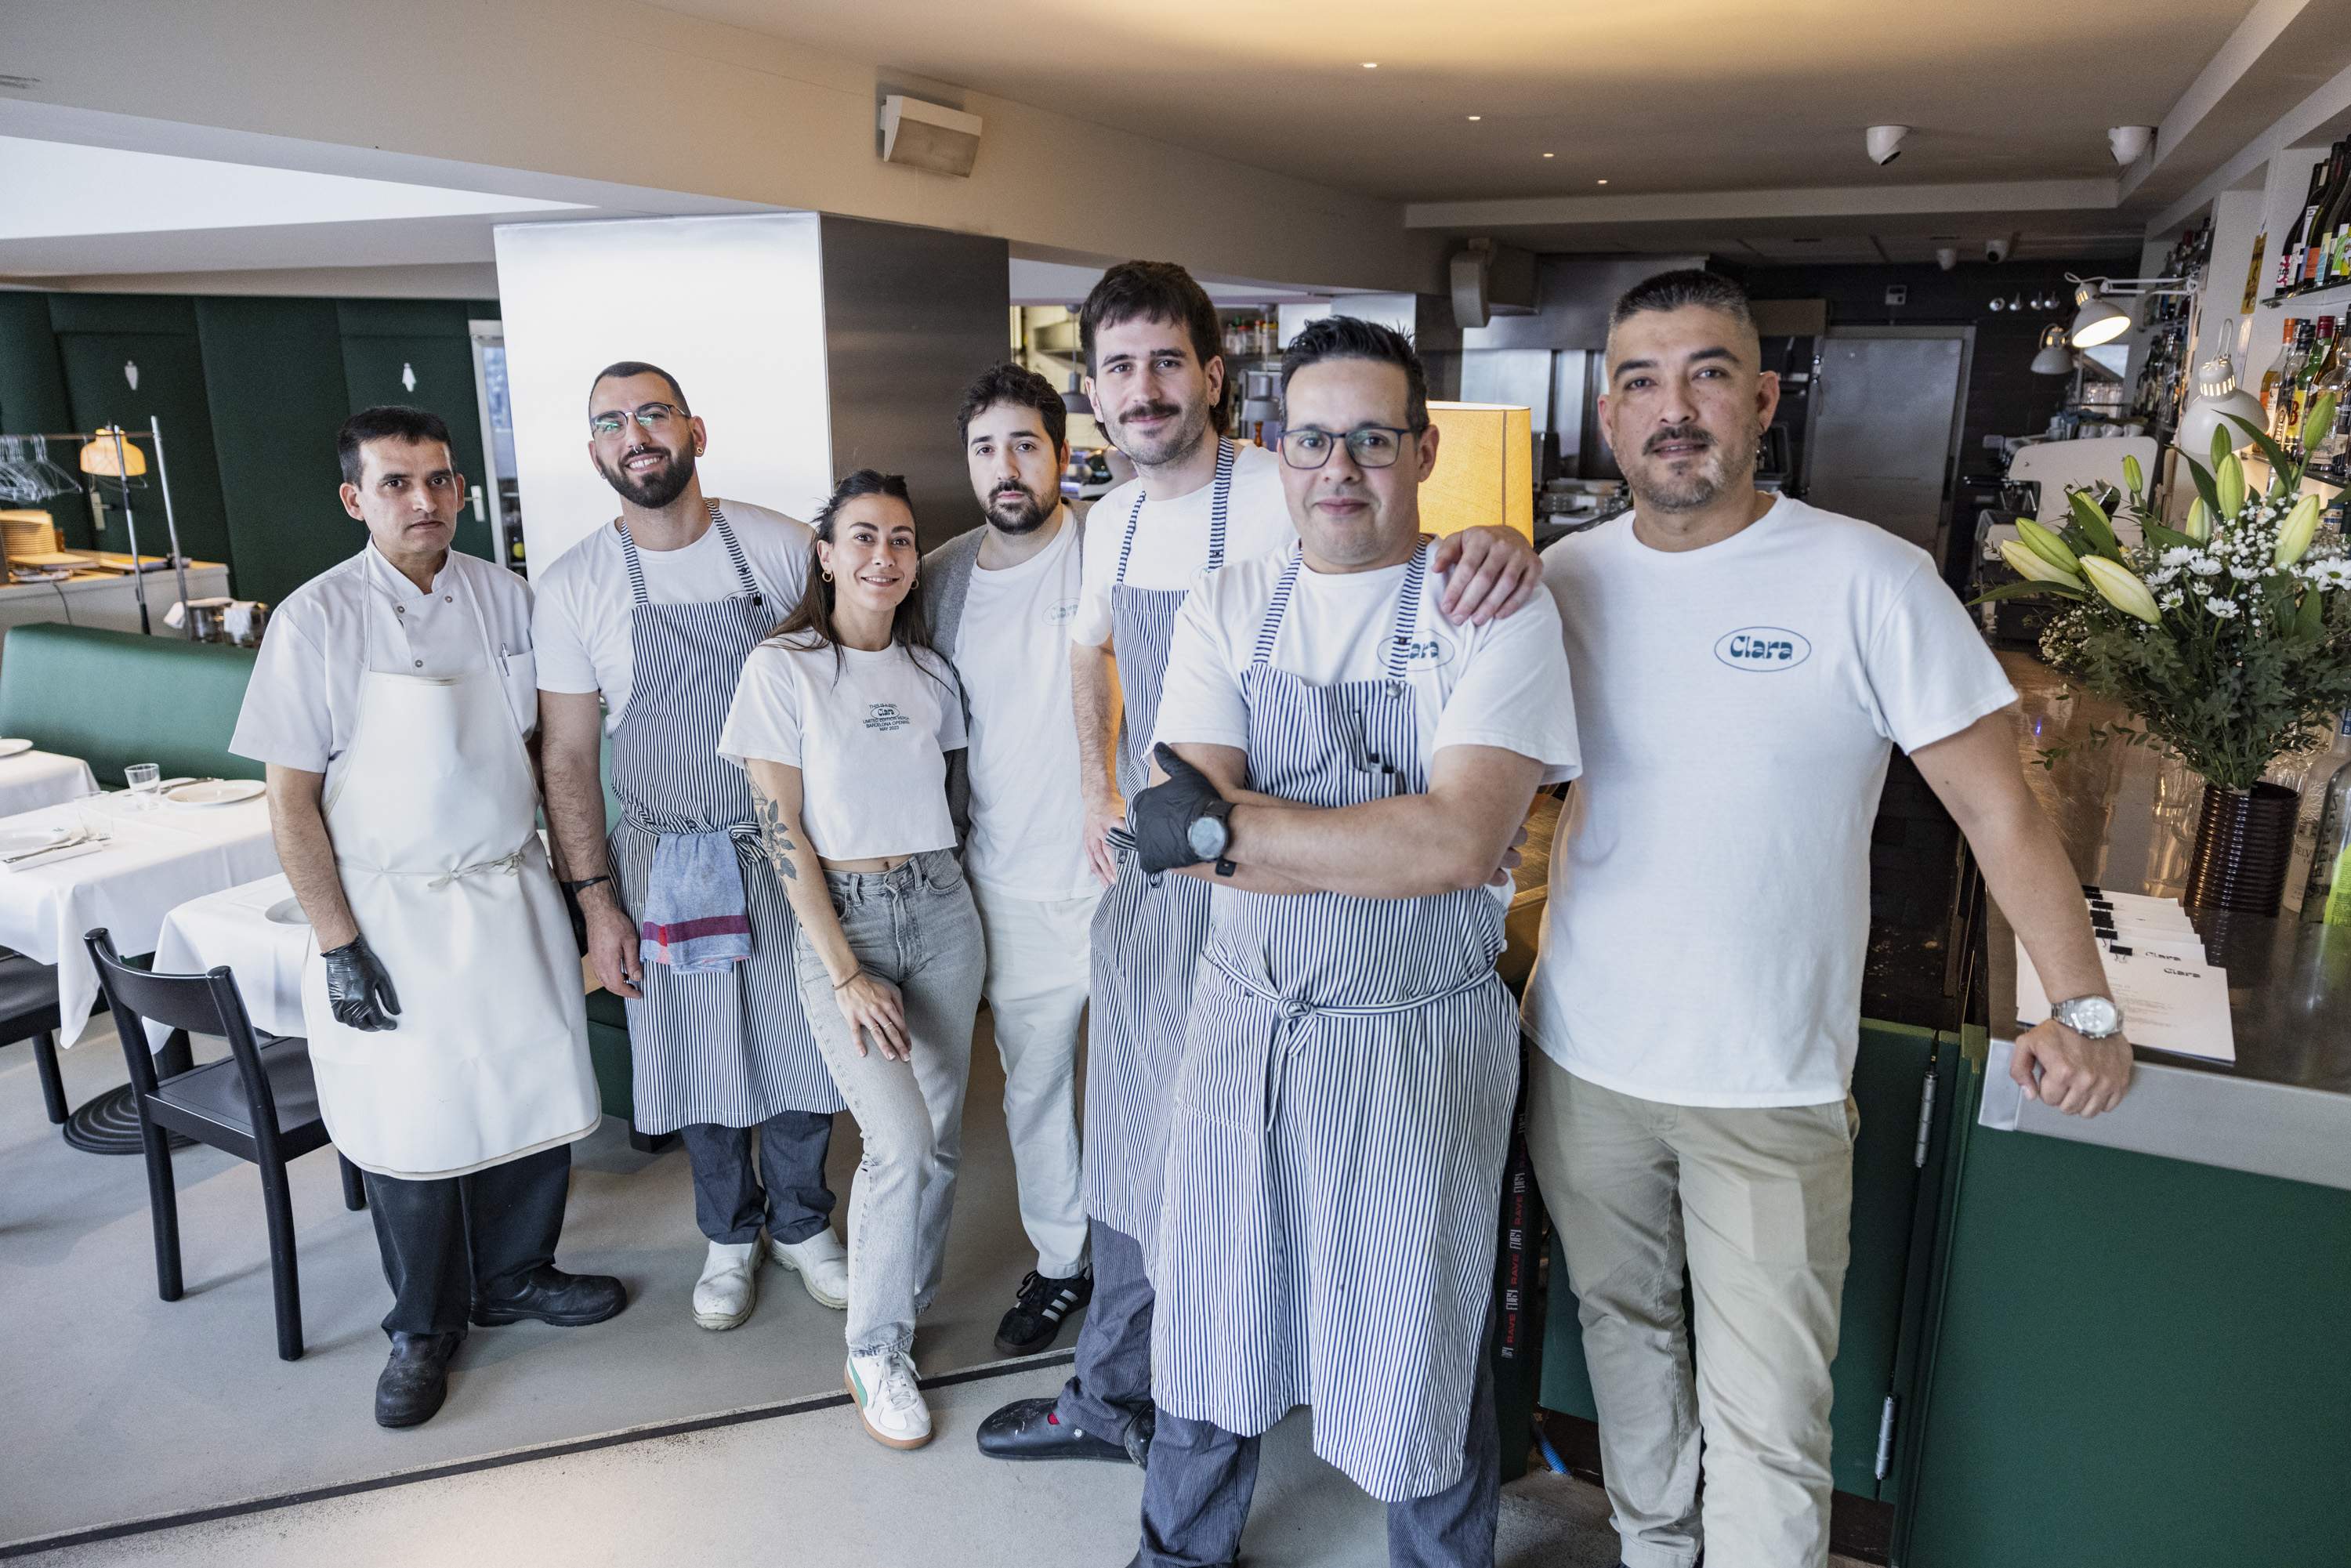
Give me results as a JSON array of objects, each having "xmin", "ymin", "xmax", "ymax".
[
  {"xmin": 321, "ymin": 935, "xmax": 401, "ymax": 1032},
  {"xmin": 1129, "ymin": 743, "xmax": 1228, "ymax": 875}
]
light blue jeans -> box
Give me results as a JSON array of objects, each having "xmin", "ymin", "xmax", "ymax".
[{"xmin": 792, "ymin": 849, "xmax": 984, "ymax": 1358}]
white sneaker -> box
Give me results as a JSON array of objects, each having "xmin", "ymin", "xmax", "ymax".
[
  {"xmin": 846, "ymin": 1349, "xmax": 931, "ymax": 1450},
  {"xmin": 771, "ymin": 1229, "xmax": 849, "ymax": 1310},
  {"xmin": 691, "ymin": 1240, "xmax": 760, "ymax": 1330}
]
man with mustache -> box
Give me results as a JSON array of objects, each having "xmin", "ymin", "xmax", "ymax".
[
  {"xmin": 1527, "ymin": 271, "xmax": 2128, "ymax": 1568},
  {"xmin": 979, "ymin": 261, "xmax": 1544, "ymax": 1471},
  {"xmin": 918, "ymin": 362, "xmax": 1102, "ymax": 1356},
  {"xmin": 537, "ymin": 362, "xmax": 851, "ymax": 1334}
]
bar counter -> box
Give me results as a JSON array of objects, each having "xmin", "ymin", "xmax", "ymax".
[{"xmin": 1980, "ymin": 652, "xmax": 2351, "ymax": 1189}]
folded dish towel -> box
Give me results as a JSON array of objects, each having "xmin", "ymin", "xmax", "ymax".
[{"xmin": 639, "ymin": 830, "xmax": 752, "ymax": 972}]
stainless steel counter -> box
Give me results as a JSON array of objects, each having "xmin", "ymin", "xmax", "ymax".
[{"xmin": 1981, "ymin": 650, "xmax": 2351, "ymax": 1190}]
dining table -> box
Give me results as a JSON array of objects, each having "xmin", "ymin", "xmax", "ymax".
[
  {"xmin": 0, "ymin": 783, "xmax": 279, "ymax": 1151},
  {"xmin": 0, "ymin": 741, "xmax": 99, "ymax": 817}
]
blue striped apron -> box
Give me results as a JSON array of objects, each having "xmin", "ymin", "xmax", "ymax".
[
  {"xmin": 1149, "ymin": 540, "xmax": 1519, "ymax": 1503},
  {"xmin": 1081, "ymin": 438, "xmax": 1236, "ymax": 1248},
  {"xmin": 608, "ymin": 502, "xmax": 842, "ymax": 1132}
]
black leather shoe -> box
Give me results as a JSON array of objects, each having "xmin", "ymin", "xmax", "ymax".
[
  {"xmin": 976, "ymin": 1396, "xmax": 1132, "ymax": 1464},
  {"xmin": 471, "ymin": 1267, "xmax": 628, "ymax": 1327},
  {"xmin": 1124, "ymin": 1403, "xmax": 1154, "ymax": 1469},
  {"xmin": 375, "ymin": 1331, "xmax": 464, "ymax": 1428}
]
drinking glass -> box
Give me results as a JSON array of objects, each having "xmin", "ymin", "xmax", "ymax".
[{"xmin": 125, "ymin": 762, "xmax": 160, "ymax": 810}]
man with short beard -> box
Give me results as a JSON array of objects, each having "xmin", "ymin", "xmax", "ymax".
[
  {"xmin": 918, "ymin": 363, "xmax": 1102, "ymax": 1356},
  {"xmin": 979, "ymin": 261, "xmax": 1545, "ymax": 1472},
  {"xmin": 536, "ymin": 361, "xmax": 851, "ymax": 1336},
  {"xmin": 1528, "ymin": 271, "xmax": 2128, "ymax": 1568}
]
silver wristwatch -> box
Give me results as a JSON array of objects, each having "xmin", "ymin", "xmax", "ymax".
[{"xmin": 2050, "ymin": 994, "xmax": 2125, "ymax": 1039}]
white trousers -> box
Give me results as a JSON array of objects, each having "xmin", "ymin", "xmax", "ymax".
[{"xmin": 971, "ymin": 880, "xmax": 1099, "ymax": 1280}]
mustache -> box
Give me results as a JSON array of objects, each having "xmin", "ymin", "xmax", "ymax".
[
  {"xmin": 1117, "ymin": 400, "xmax": 1181, "ymax": 425},
  {"xmin": 1645, "ymin": 425, "xmax": 1715, "ymax": 454}
]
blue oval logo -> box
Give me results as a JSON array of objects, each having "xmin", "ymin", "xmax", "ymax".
[{"xmin": 1713, "ymin": 626, "xmax": 1812, "ymax": 670}]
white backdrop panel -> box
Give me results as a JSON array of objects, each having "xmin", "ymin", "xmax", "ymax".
[{"xmin": 496, "ymin": 212, "xmax": 834, "ymax": 573}]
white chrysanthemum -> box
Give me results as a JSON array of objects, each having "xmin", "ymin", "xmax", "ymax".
[
  {"xmin": 2205, "ymin": 597, "xmax": 2241, "ymax": 618},
  {"xmin": 2305, "ymin": 559, "xmax": 2351, "ymax": 588},
  {"xmin": 2189, "ymin": 555, "xmax": 2224, "ymax": 575},
  {"xmin": 2158, "ymin": 588, "xmax": 2185, "ymax": 609},
  {"xmin": 2230, "ymin": 562, "xmax": 2267, "ymax": 579},
  {"xmin": 2159, "ymin": 545, "xmax": 2195, "ymax": 568},
  {"xmin": 2146, "ymin": 566, "xmax": 2180, "ymax": 587}
]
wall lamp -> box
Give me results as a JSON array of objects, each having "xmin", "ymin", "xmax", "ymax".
[{"xmin": 2067, "ymin": 274, "xmax": 2192, "ymax": 347}]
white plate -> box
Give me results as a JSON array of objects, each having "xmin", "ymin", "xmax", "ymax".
[
  {"xmin": 0, "ymin": 824, "xmax": 69, "ymax": 856},
  {"xmin": 0, "ymin": 738, "xmax": 34, "ymax": 759},
  {"xmin": 164, "ymin": 779, "xmax": 266, "ymax": 806},
  {"xmin": 264, "ymin": 896, "xmax": 310, "ymax": 926}
]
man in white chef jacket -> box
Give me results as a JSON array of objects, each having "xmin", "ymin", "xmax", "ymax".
[{"xmin": 234, "ymin": 406, "xmax": 622, "ymax": 1431}]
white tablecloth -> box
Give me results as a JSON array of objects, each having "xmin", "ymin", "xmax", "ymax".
[
  {"xmin": 0, "ymin": 748, "xmax": 98, "ymax": 817},
  {"xmin": 0, "ymin": 792, "xmax": 280, "ymax": 1034},
  {"xmin": 148, "ymin": 871, "xmax": 307, "ymax": 1048}
]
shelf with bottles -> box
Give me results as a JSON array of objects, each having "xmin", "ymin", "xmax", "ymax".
[{"xmin": 2257, "ymin": 280, "xmax": 2351, "ymax": 311}]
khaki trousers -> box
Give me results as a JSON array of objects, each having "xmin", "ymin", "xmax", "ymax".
[{"xmin": 1525, "ymin": 1052, "xmax": 1856, "ymax": 1568}]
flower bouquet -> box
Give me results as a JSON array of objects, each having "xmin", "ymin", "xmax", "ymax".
[{"xmin": 1979, "ymin": 397, "xmax": 2351, "ymax": 912}]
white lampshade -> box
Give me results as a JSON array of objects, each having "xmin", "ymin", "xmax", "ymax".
[
  {"xmin": 2070, "ymin": 295, "xmax": 2133, "ymax": 347},
  {"xmin": 2173, "ymin": 354, "xmax": 2265, "ymax": 460},
  {"xmin": 2030, "ymin": 325, "xmax": 2074, "ymax": 375}
]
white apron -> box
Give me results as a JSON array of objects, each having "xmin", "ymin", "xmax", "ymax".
[{"xmin": 301, "ymin": 568, "xmax": 598, "ymax": 1180}]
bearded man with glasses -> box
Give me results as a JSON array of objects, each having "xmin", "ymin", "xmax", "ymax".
[{"xmin": 535, "ymin": 361, "xmax": 852, "ymax": 1338}]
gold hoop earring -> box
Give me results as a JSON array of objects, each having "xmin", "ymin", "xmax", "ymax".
[{"xmin": 822, "ymin": 569, "xmax": 834, "ymax": 582}]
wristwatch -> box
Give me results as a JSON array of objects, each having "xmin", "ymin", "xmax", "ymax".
[
  {"xmin": 563, "ymin": 875, "xmax": 613, "ymax": 897},
  {"xmin": 1186, "ymin": 799, "xmax": 1236, "ymax": 877},
  {"xmin": 2050, "ymin": 994, "xmax": 2125, "ymax": 1039}
]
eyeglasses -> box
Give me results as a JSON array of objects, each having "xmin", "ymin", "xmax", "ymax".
[
  {"xmin": 589, "ymin": 402, "xmax": 686, "ymax": 438},
  {"xmin": 1277, "ymin": 424, "xmax": 1425, "ymax": 470}
]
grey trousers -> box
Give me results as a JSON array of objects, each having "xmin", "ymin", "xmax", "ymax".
[
  {"xmin": 1136, "ymin": 1313, "xmax": 1502, "ymax": 1568},
  {"xmin": 679, "ymin": 1112, "xmax": 835, "ymax": 1246},
  {"xmin": 1054, "ymin": 1218, "xmax": 1154, "ymax": 1444},
  {"xmin": 792, "ymin": 850, "xmax": 984, "ymax": 1358}
]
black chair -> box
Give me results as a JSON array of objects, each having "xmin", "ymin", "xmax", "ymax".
[
  {"xmin": 85, "ymin": 927, "xmax": 367, "ymax": 1362},
  {"xmin": 0, "ymin": 948, "xmax": 68, "ymax": 1125}
]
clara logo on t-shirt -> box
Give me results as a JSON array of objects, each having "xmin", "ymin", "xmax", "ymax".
[
  {"xmin": 1044, "ymin": 598, "xmax": 1080, "ymax": 625},
  {"xmin": 1712, "ymin": 626, "xmax": 1813, "ymax": 670},
  {"xmin": 1400, "ymin": 632, "xmax": 1454, "ymax": 671},
  {"xmin": 864, "ymin": 703, "xmax": 910, "ymax": 733}
]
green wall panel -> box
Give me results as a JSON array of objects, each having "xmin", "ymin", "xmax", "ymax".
[
  {"xmin": 1904, "ymin": 1073, "xmax": 2351, "ymax": 1567},
  {"xmin": 194, "ymin": 297, "xmax": 364, "ymax": 608},
  {"xmin": 45, "ymin": 293, "xmax": 198, "ymax": 336},
  {"xmin": 339, "ymin": 327, "xmax": 493, "ymax": 562},
  {"xmin": 53, "ymin": 329, "xmax": 234, "ymax": 586},
  {"xmin": 0, "ymin": 292, "xmax": 74, "ymax": 443}
]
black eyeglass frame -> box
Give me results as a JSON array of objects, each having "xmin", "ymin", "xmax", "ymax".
[{"xmin": 1277, "ymin": 422, "xmax": 1431, "ymax": 470}]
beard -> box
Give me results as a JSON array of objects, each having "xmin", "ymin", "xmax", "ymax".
[
  {"xmin": 985, "ymin": 480, "xmax": 1054, "ymax": 534},
  {"xmin": 597, "ymin": 442, "xmax": 697, "ymax": 509},
  {"xmin": 1624, "ymin": 422, "xmax": 1753, "ymax": 513},
  {"xmin": 1107, "ymin": 396, "xmax": 1212, "ymax": 469}
]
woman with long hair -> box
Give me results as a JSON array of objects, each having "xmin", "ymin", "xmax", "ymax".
[{"xmin": 719, "ymin": 469, "xmax": 982, "ymax": 1450}]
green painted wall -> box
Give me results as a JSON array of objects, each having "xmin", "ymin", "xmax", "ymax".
[{"xmin": 2, "ymin": 290, "xmax": 498, "ymax": 607}]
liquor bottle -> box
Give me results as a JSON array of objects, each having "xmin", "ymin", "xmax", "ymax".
[
  {"xmin": 2281, "ymin": 150, "xmax": 2333, "ymax": 292},
  {"xmin": 2290, "ymin": 318, "xmax": 2340, "ymax": 454},
  {"xmin": 2259, "ymin": 318, "xmax": 2300, "ymax": 424},
  {"xmin": 2299, "ymin": 712, "xmax": 2351, "ymax": 924},
  {"xmin": 2244, "ymin": 223, "xmax": 2269, "ymax": 312},
  {"xmin": 2307, "ymin": 340, "xmax": 2351, "ymax": 468},
  {"xmin": 2308, "ymin": 148, "xmax": 2349, "ymax": 288},
  {"xmin": 2269, "ymin": 320, "xmax": 2315, "ymax": 439}
]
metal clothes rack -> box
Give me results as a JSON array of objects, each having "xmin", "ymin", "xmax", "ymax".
[{"xmin": 1, "ymin": 416, "xmax": 194, "ymax": 639}]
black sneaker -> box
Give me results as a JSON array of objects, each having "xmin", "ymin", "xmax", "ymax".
[{"xmin": 993, "ymin": 1269, "xmax": 1092, "ymax": 1355}]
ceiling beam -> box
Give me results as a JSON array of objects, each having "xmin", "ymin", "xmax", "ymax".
[{"xmin": 1405, "ymin": 179, "xmax": 2118, "ymax": 231}]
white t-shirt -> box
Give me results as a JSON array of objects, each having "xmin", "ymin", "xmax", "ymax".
[
  {"xmin": 232, "ymin": 544, "xmax": 538, "ymax": 772},
  {"xmin": 532, "ymin": 499, "xmax": 813, "ymax": 732},
  {"xmin": 1525, "ymin": 498, "xmax": 2017, "ymax": 1108},
  {"xmin": 1155, "ymin": 546, "xmax": 1582, "ymax": 904},
  {"xmin": 956, "ymin": 512, "xmax": 1095, "ymax": 900},
  {"xmin": 719, "ymin": 636, "xmax": 967, "ymax": 862},
  {"xmin": 1068, "ymin": 441, "xmax": 1292, "ymax": 649}
]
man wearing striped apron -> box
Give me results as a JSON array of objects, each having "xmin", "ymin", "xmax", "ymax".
[
  {"xmin": 979, "ymin": 265, "xmax": 1542, "ymax": 1472},
  {"xmin": 1125, "ymin": 316, "xmax": 1581, "ymax": 1567},
  {"xmin": 538, "ymin": 364, "xmax": 850, "ymax": 1331}
]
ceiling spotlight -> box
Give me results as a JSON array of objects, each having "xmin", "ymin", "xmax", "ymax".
[
  {"xmin": 1866, "ymin": 125, "xmax": 1910, "ymax": 166},
  {"xmin": 1466, "ymin": 114, "xmax": 1481, "ymax": 121},
  {"xmin": 1596, "ymin": 178, "xmax": 1609, "ymax": 185},
  {"xmin": 2031, "ymin": 325, "xmax": 2074, "ymax": 375},
  {"xmin": 2108, "ymin": 125, "xmax": 2154, "ymax": 166},
  {"xmin": 1361, "ymin": 61, "xmax": 1378, "ymax": 69},
  {"xmin": 1542, "ymin": 152, "xmax": 1556, "ymax": 158}
]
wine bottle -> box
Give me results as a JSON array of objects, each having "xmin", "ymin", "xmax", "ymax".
[
  {"xmin": 2282, "ymin": 151, "xmax": 2331, "ymax": 292},
  {"xmin": 2312, "ymin": 144, "xmax": 2351, "ymax": 287},
  {"xmin": 2299, "ymin": 711, "xmax": 2351, "ymax": 924}
]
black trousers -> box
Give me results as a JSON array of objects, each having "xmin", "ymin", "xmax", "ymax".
[{"xmin": 365, "ymin": 1144, "xmax": 573, "ymax": 1338}]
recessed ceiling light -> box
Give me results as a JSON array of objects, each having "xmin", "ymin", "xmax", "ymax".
[
  {"xmin": 1596, "ymin": 178, "xmax": 1609, "ymax": 184},
  {"xmin": 1361, "ymin": 61, "xmax": 1378, "ymax": 69},
  {"xmin": 1542, "ymin": 152, "xmax": 1556, "ymax": 158},
  {"xmin": 1466, "ymin": 114, "xmax": 1481, "ymax": 121}
]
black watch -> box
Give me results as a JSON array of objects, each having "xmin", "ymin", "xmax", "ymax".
[
  {"xmin": 1186, "ymin": 799, "xmax": 1234, "ymax": 873},
  {"xmin": 563, "ymin": 874, "xmax": 613, "ymax": 897}
]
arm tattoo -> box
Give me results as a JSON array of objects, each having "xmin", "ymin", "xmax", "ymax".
[{"xmin": 752, "ymin": 785, "xmax": 800, "ymax": 882}]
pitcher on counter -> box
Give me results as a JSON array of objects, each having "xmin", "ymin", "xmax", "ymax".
[{"xmin": 231, "ymin": 405, "xmax": 624, "ymax": 1432}]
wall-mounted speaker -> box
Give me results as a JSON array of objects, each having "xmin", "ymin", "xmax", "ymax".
[{"xmin": 879, "ymin": 95, "xmax": 984, "ymax": 178}]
